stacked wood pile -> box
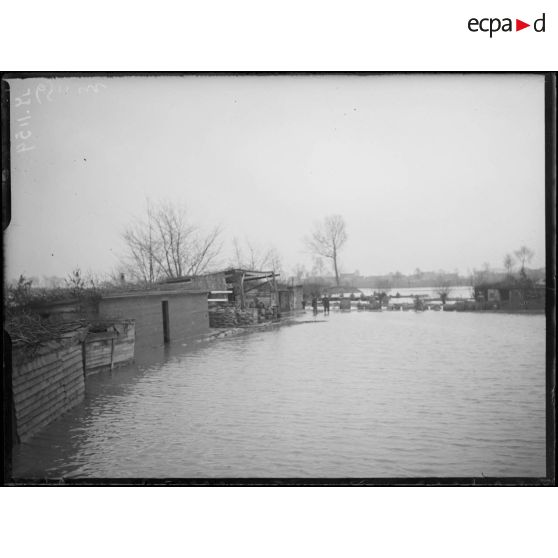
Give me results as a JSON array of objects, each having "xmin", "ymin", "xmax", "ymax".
[
  {"xmin": 209, "ymin": 307, "xmax": 258, "ymax": 328},
  {"xmin": 209, "ymin": 307, "xmax": 237, "ymax": 328},
  {"xmin": 257, "ymin": 306, "xmax": 278, "ymax": 322},
  {"xmin": 236, "ymin": 308, "xmax": 257, "ymax": 326},
  {"xmin": 11, "ymin": 327, "xmax": 88, "ymax": 442}
]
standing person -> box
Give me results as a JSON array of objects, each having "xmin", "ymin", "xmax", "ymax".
[
  {"xmin": 311, "ymin": 296, "xmax": 318, "ymax": 316},
  {"xmin": 323, "ymin": 295, "xmax": 330, "ymax": 315}
]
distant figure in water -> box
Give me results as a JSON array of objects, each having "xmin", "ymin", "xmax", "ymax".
[
  {"xmin": 311, "ymin": 296, "xmax": 318, "ymax": 315},
  {"xmin": 322, "ymin": 295, "xmax": 330, "ymax": 315}
]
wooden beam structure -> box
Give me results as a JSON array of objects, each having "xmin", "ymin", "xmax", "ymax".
[{"xmin": 223, "ymin": 268, "xmax": 281, "ymax": 310}]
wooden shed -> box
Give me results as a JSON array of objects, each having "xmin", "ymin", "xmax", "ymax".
[{"xmin": 97, "ymin": 288, "xmax": 210, "ymax": 348}]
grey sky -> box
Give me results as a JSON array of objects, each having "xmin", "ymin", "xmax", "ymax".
[{"xmin": 6, "ymin": 74, "xmax": 546, "ymax": 282}]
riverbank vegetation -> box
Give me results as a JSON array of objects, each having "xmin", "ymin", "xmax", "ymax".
[{"xmin": 5, "ymin": 270, "xmax": 90, "ymax": 348}]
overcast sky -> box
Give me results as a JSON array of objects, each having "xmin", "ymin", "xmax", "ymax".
[{"xmin": 5, "ymin": 74, "xmax": 546, "ymax": 282}]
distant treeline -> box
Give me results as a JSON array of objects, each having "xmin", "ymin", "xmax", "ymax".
[{"xmin": 298, "ymin": 267, "xmax": 546, "ymax": 289}]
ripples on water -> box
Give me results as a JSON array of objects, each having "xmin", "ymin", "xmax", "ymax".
[{"xmin": 12, "ymin": 311, "xmax": 546, "ymax": 478}]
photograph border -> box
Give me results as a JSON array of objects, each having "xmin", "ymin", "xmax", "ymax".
[{"xmin": 1, "ymin": 71, "xmax": 556, "ymax": 486}]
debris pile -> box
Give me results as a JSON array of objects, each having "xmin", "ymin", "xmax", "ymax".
[{"xmin": 209, "ymin": 307, "xmax": 258, "ymax": 328}]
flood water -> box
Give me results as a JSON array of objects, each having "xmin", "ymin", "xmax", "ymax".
[{"xmin": 12, "ymin": 310, "xmax": 546, "ymax": 479}]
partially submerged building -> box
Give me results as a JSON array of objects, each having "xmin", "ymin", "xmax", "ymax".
[
  {"xmin": 29, "ymin": 286, "xmax": 211, "ymax": 349},
  {"xmin": 167, "ymin": 269, "xmax": 303, "ymax": 325},
  {"xmin": 9, "ymin": 281, "xmax": 213, "ymax": 445},
  {"xmin": 24, "ymin": 267, "xmax": 304, "ymax": 351},
  {"xmin": 474, "ymin": 280, "xmax": 545, "ymax": 311},
  {"xmin": 278, "ymin": 284, "xmax": 304, "ymax": 312},
  {"xmin": 225, "ymin": 269, "xmax": 280, "ymax": 309},
  {"xmin": 97, "ymin": 289, "xmax": 209, "ymax": 347},
  {"xmin": 173, "ymin": 268, "xmax": 284, "ymax": 310}
]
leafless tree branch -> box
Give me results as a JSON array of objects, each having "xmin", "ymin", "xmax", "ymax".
[
  {"xmin": 306, "ymin": 214, "xmax": 347, "ymax": 286},
  {"xmin": 122, "ymin": 201, "xmax": 222, "ymax": 283}
]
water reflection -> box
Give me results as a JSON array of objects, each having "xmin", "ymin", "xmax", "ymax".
[{"xmin": 12, "ymin": 311, "xmax": 546, "ymax": 478}]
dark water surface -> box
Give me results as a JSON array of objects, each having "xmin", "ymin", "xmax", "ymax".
[{"xmin": 12, "ymin": 311, "xmax": 546, "ymax": 478}]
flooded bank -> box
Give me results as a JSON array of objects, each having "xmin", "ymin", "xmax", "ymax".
[{"xmin": 11, "ymin": 311, "xmax": 546, "ymax": 479}]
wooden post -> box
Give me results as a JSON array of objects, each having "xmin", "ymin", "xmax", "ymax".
[
  {"xmin": 81, "ymin": 339, "xmax": 87, "ymax": 380},
  {"xmin": 240, "ymin": 272, "xmax": 246, "ymax": 310},
  {"xmin": 162, "ymin": 300, "xmax": 170, "ymax": 343},
  {"xmin": 273, "ymin": 273, "xmax": 279, "ymax": 307},
  {"xmin": 272, "ymin": 272, "xmax": 279, "ymax": 317},
  {"xmin": 110, "ymin": 337, "xmax": 115, "ymax": 370}
]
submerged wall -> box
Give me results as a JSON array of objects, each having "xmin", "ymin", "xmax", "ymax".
[
  {"xmin": 83, "ymin": 320, "xmax": 135, "ymax": 375},
  {"xmin": 12, "ymin": 329, "xmax": 87, "ymax": 443},
  {"xmin": 98, "ymin": 291, "xmax": 209, "ymax": 348},
  {"xmin": 11, "ymin": 320, "xmax": 136, "ymax": 443},
  {"xmin": 278, "ymin": 286, "xmax": 304, "ymax": 312}
]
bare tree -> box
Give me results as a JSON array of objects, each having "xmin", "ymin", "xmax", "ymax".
[
  {"xmin": 232, "ymin": 238, "xmax": 283, "ymax": 275},
  {"xmin": 267, "ymin": 247, "xmax": 284, "ymax": 278},
  {"xmin": 435, "ymin": 275, "xmax": 452, "ymax": 305},
  {"xmin": 307, "ymin": 214, "xmax": 347, "ymax": 286},
  {"xmin": 185, "ymin": 225, "xmax": 222, "ymax": 277},
  {"xmin": 123, "ymin": 201, "xmax": 222, "ymax": 283},
  {"xmin": 123, "ymin": 202, "xmax": 158, "ymax": 284},
  {"xmin": 65, "ymin": 267, "xmax": 98, "ymax": 297},
  {"xmin": 503, "ymin": 253, "xmax": 515, "ymax": 277},
  {"xmin": 311, "ymin": 257, "xmax": 326, "ymax": 278},
  {"xmin": 99, "ymin": 267, "xmax": 128, "ymax": 288},
  {"xmin": 292, "ymin": 264, "xmax": 307, "ymax": 282},
  {"xmin": 514, "ymin": 246, "xmax": 534, "ymax": 276}
]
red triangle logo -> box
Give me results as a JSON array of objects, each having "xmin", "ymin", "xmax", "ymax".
[{"xmin": 516, "ymin": 19, "xmax": 530, "ymax": 31}]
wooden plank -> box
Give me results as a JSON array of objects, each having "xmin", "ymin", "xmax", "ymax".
[
  {"xmin": 13, "ymin": 360, "xmax": 83, "ymax": 400},
  {"xmin": 17, "ymin": 379, "xmax": 84, "ymax": 429},
  {"xmin": 13, "ymin": 350, "xmax": 63, "ymax": 377},
  {"xmin": 18, "ymin": 393, "xmax": 84, "ymax": 441},
  {"xmin": 14, "ymin": 370, "xmax": 84, "ymax": 413},
  {"xmin": 13, "ymin": 354, "xmax": 83, "ymax": 397}
]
